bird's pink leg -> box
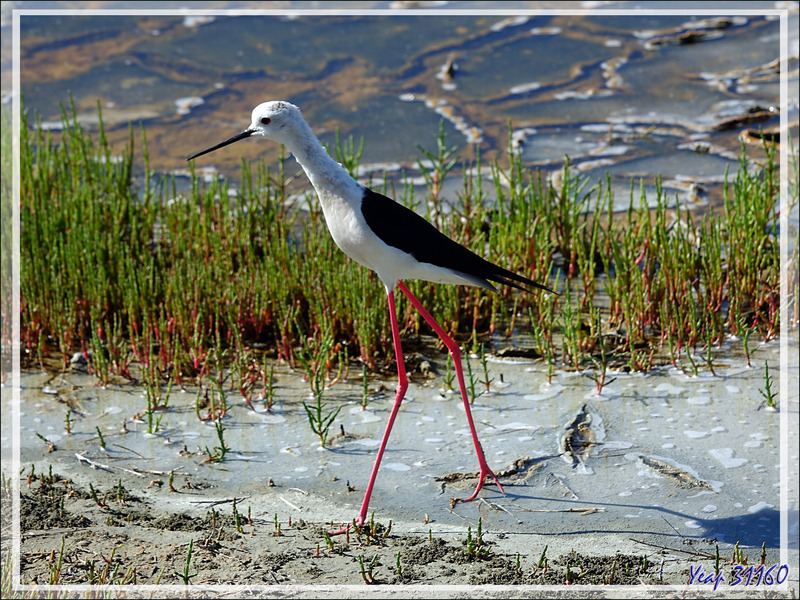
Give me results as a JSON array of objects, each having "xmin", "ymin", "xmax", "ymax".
[
  {"xmin": 330, "ymin": 286, "xmax": 408, "ymax": 535},
  {"xmin": 396, "ymin": 281, "xmax": 504, "ymax": 502}
]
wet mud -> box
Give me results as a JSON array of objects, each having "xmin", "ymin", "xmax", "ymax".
[{"xmin": 8, "ymin": 470, "xmax": 690, "ymax": 587}]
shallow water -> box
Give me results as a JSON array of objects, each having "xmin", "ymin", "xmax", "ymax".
[
  {"xmin": 7, "ymin": 343, "xmax": 793, "ymax": 557},
  {"xmin": 5, "ymin": 3, "xmax": 796, "ymax": 210}
]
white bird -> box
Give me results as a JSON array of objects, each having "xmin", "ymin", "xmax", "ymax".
[{"xmin": 188, "ymin": 101, "xmax": 551, "ymax": 530}]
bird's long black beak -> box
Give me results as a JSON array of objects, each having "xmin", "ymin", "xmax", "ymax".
[{"xmin": 187, "ymin": 128, "xmax": 255, "ymax": 161}]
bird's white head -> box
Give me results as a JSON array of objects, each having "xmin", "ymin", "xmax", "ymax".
[
  {"xmin": 246, "ymin": 101, "xmax": 304, "ymax": 143},
  {"xmin": 187, "ymin": 100, "xmax": 306, "ymax": 161}
]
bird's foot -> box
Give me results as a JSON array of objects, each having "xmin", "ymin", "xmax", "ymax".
[
  {"xmin": 327, "ymin": 523, "xmax": 351, "ymax": 536},
  {"xmin": 327, "ymin": 511, "xmax": 368, "ymax": 537},
  {"xmin": 455, "ymin": 462, "xmax": 505, "ymax": 505}
]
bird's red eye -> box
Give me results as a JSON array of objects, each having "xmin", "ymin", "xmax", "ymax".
[{"xmin": 261, "ymin": 117, "xmax": 271, "ymax": 125}]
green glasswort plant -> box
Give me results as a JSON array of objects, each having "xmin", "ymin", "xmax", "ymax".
[
  {"xmin": 759, "ymin": 361, "xmax": 778, "ymax": 410},
  {"xmin": 175, "ymin": 540, "xmax": 197, "ymax": 585},
  {"xmin": 297, "ymin": 336, "xmax": 342, "ymax": 447},
  {"xmin": 202, "ymin": 417, "xmax": 229, "ymax": 463},
  {"xmin": 464, "ymin": 517, "xmax": 493, "ymax": 560},
  {"xmin": 15, "ymin": 101, "xmax": 786, "ymax": 389}
]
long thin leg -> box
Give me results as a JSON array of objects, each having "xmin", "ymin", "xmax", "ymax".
[
  {"xmin": 397, "ymin": 281, "xmax": 504, "ymax": 502},
  {"xmin": 331, "ymin": 285, "xmax": 408, "ymax": 534}
]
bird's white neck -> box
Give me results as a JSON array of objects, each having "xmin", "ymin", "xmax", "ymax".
[{"xmin": 282, "ymin": 119, "xmax": 360, "ymax": 199}]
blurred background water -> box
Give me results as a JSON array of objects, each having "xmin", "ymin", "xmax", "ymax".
[{"xmin": 3, "ymin": 1, "xmax": 798, "ymax": 212}]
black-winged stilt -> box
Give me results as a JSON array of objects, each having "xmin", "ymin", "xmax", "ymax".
[{"xmin": 188, "ymin": 101, "xmax": 552, "ymax": 530}]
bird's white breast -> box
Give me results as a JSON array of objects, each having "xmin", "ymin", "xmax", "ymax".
[
  {"xmin": 316, "ymin": 186, "xmax": 478, "ymax": 289},
  {"xmin": 315, "ymin": 186, "xmax": 377, "ymax": 269}
]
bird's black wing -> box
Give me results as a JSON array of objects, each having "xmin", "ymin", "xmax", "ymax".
[{"xmin": 360, "ymin": 187, "xmax": 550, "ymax": 293}]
